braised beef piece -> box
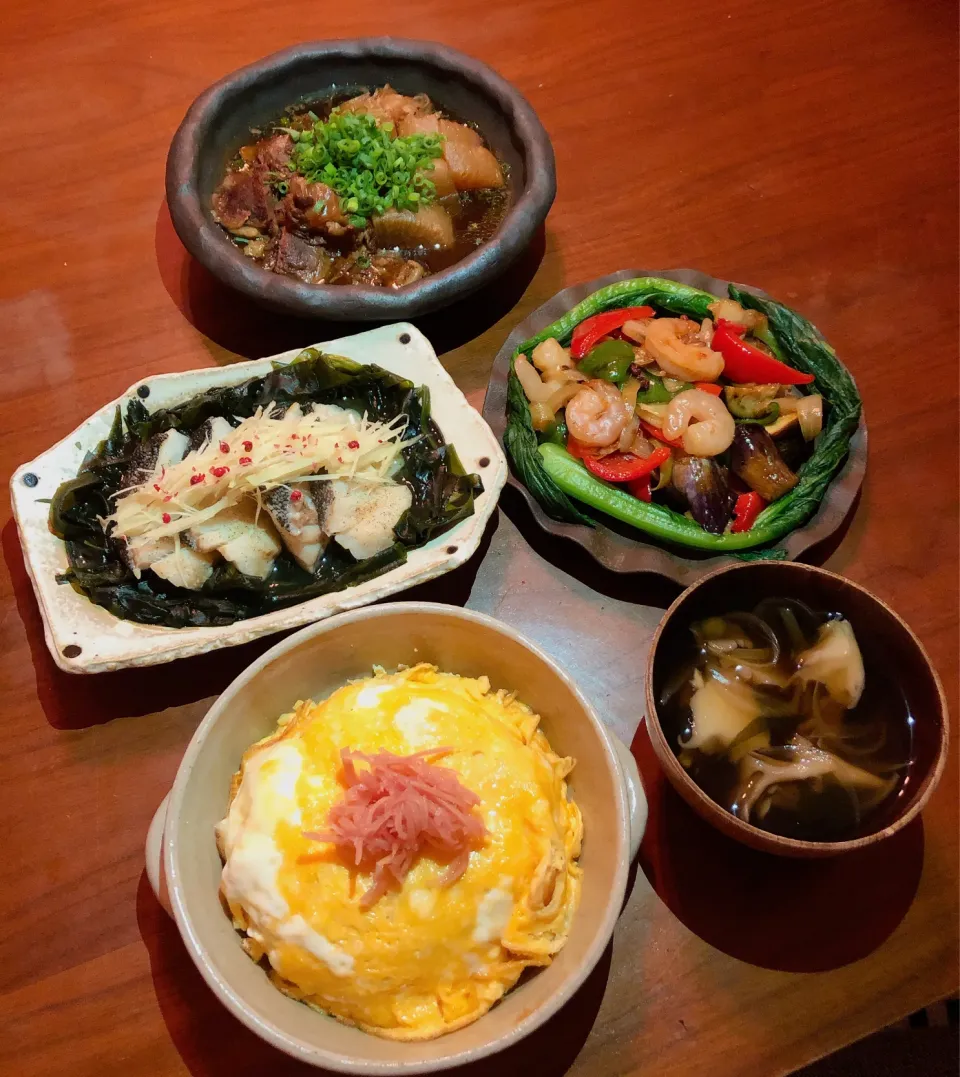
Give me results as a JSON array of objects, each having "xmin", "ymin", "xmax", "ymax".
[
  {"xmin": 273, "ymin": 232, "xmax": 323, "ymax": 282},
  {"xmin": 328, "ymin": 251, "xmax": 425, "ymax": 288},
  {"xmin": 283, "ymin": 175, "xmax": 351, "ymax": 237},
  {"xmin": 254, "ymin": 133, "xmax": 293, "ymax": 173},
  {"xmin": 212, "ymin": 170, "xmax": 273, "ymax": 231}
]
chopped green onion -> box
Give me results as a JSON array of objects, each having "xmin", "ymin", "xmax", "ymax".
[
  {"xmin": 288, "ymin": 110, "xmax": 444, "ymax": 223},
  {"xmin": 233, "ymin": 236, "xmax": 249, "ymax": 245}
]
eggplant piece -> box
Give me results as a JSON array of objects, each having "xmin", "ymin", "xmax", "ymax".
[
  {"xmin": 672, "ymin": 454, "xmax": 734, "ymax": 534},
  {"xmin": 730, "ymin": 425, "xmax": 799, "ymax": 502},
  {"xmin": 773, "ymin": 424, "xmax": 812, "ymax": 472}
]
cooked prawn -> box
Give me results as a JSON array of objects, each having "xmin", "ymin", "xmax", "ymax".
[
  {"xmin": 663, "ymin": 388, "xmax": 736, "ymax": 457},
  {"xmin": 643, "ymin": 317, "xmax": 724, "ymax": 382},
  {"xmin": 566, "ymin": 379, "xmax": 631, "ymax": 448}
]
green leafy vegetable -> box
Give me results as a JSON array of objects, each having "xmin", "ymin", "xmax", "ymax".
[
  {"xmin": 51, "ymin": 350, "xmax": 482, "ymax": 628},
  {"xmin": 289, "ymin": 111, "xmax": 444, "ymax": 227},
  {"xmin": 504, "ymin": 276, "xmax": 861, "ymax": 555}
]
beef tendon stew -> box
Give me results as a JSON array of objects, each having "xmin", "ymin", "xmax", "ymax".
[
  {"xmin": 505, "ymin": 277, "xmax": 862, "ymax": 553},
  {"xmin": 212, "ymin": 85, "xmax": 510, "ymax": 288},
  {"xmin": 658, "ymin": 598, "xmax": 912, "ymax": 841}
]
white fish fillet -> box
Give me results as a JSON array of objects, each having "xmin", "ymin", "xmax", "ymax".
[
  {"xmin": 150, "ymin": 544, "xmax": 217, "ymax": 590},
  {"xmin": 156, "ymin": 429, "xmax": 190, "ymax": 470},
  {"xmin": 262, "ymin": 483, "xmax": 329, "ymax": 572},
  {"xmin": 189, "ymin": 501, "xmax": 281, "ymax": 580},
  {"xmin": 326, "ymin": 479, "xmax": 413, "ymax": 560}
]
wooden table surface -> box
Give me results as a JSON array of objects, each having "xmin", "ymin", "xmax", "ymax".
[{"xmin": 1, "ymin": 1, "xmax": 957, "ymax": 1075}]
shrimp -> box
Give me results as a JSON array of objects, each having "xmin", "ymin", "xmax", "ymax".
[
  {"xmin": 643, "ymin": 317, "xmax": 724, "ymax": 382},
  {"xmin": 565, "ymin": 379, "xmax": 630, "ymax": 448},
  {"xmin": 663, "ymin": 388, "xmax": 736, "ymax": 457}
]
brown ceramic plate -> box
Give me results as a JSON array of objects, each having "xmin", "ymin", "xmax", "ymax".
[{"xmin": 481, "ymin": 268, "xmax": 868, "ymax": 586}]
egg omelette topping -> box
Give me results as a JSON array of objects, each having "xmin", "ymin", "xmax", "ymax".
[{"xmin": 216, "ymin": 664, "xmax": 583, "ymax": 1041}]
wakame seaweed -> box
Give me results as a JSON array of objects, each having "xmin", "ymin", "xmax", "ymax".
[
  {"xmin": 50, "ymin": 350, "xmax": 483, "ymax": 628},
  {"xmin": 504, "ymin": 277, "xmax": 862, "ymax": 557}
]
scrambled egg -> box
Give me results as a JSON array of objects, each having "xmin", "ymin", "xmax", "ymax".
[{"xmin": 216, "ymin": 665, "xmax": 583, "ymax": 1040}]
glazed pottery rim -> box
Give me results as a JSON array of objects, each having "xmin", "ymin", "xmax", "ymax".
[
  {"xmin": 163, "ymin": 601, "xmax": 632, "ymax": 1072},
  {"xmin": 166, "ymin": 37, "xmax": 556, "ymax": 319},
  {"xmin": 644, "ymin": 560, "xmax": 949, "ymax": 855},
  {"xmin": 481, "ymin": 267, "xmax": 868, "ymax": 586}
]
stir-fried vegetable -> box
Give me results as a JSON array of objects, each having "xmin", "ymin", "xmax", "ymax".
[
  {"xmin": 731, "ymin": 492, "xmax": 766, "ymax": 533},
  {"xmin": 503, "ymin": 276, "xmax": 861, "ymax": 554},
  {"xmin": 577, "ymin": 339, "xmax": 635, "ymax": 383},
  {"xmin": 570, "ymin": 305, "xmax": 654, "ymax": 359},
  {"xmin": 729, "ymin": 425, "xmax": 799, "ymax": 502},
  {"xmin": 578, "ymin": 444, "xmax": 671, "ymax": 483},
  {"xmin": 712, "ymin": 320, "xmax": 816, "ymax": 386},
  {"xmin": 635, "ymin": 373, "xmax": 678, "ymax": 404}
]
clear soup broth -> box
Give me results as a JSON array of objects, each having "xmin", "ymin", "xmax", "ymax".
[{"xmin": 659, "ymin": 597, "xmax": 913, "ymax": 842}]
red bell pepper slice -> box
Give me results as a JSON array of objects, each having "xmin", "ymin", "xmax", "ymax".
[
  {"xmin": 571, "ymin": 306, "xmax": 655, "ymax": 359},
  {"xmin": 693, "ymin": 381, "xmax": 723, "ymax": 395},
  {"xmin": 566, "ymin": 436, "xmax": 589, "ymax": 460},
  {"xmin": 731, "ymin": 492, "xmax": 766, "ymax": 533},
  {"xmin": 627, "ymin": 474, "xmax": 652, "ymax": 501},
  {"xmin": 638, "ymin": 419, "xmax": 683, "ymax": 449},
  {"xmin": 712, "ymin": 320, "xmax": 815, "ymax": 385},
  {"xmin": 578, "ymin": 445, "xmax": 671, "ymax": 483}
]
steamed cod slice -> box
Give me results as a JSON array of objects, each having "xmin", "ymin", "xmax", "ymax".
[
  {"xmin": 150, "ymin": 544, "xmax": 217, "ymax": 590},
  {"xmin": 189, "ymin": 500, "xmax": 281, "ymax": 580},
  {"xmin": 326, "ymin": 479, "xmax": 413, "ymax": 560},
  {"xmin": 261, "ymin": 483, "xmax": 330, "ymax": 572}
]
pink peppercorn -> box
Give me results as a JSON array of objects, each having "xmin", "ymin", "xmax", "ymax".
[
  {"xmin": 162, "ymin": 512, "xmax": 171, "ymax": 524},
  {"xmin": 210, "ymin": 465, "xmax": 229, "ymax": 478},
  {"xmin": 243, "ymin": 440, "xmax": 253, "ymax": 452},
  {"xmin": 290, "ymin": 489, "xmax": 303, "ymax": 502},
  {"xmin": 348, "ymin": 440, "xmax": 360, "ymax": 449},
  {"xmin": 219, "ymin": 441, "xmax": 230, "ymax": 454},
  {"xmin": 190, "ymin": 473, "xmax": 205, "ymax": 485},
  {"xmin": 239, "ymin": 456, "xmax": 252, "ymax": 466}
]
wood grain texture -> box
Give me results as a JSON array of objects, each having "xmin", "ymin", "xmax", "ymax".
[{"xmin": 0, "ymin": 0, "xmax": 957, "ymax": 1075}]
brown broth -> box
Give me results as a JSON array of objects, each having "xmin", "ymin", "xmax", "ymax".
[
  {"xmin": 216, "ymin": 89, "xmax": 511, "ymax": 288},
  {"xmin": 659, "ymin": 602, "xmax": 914, "ymax": 842}
]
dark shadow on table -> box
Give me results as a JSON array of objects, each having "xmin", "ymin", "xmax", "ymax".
[
  {"xmin": 155, "ymin": 201, "xmax": 546, "ymax": 363},
  {"xmin": 3, "ymin": 511, "xmax": 498, "ymax": 731},
  {"xmin": 498, "ymin": 484, "xmax": 684, "ymax": 610},
  {"xmin": 378, "ymin": 509, "xmax": 498, "ymax": 610},
  {"xmin": 138, "ymin": 867, "xmax": 609, "ymax": 1077},
  {"xmin": 630, "ymin": 720, "xmax": 923, "ymax": 973}
]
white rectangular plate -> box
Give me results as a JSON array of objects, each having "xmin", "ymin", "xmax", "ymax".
[{"xmin": 10, "ymin": 324, "xmax": 506, "ymax": 674}]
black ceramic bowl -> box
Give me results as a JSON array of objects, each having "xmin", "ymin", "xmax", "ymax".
[{"xmin": 166, "ymin": 38, "xmax": 555, "ymax": 321}]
